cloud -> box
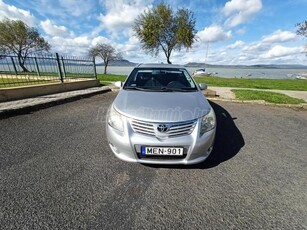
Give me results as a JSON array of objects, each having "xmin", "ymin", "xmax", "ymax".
[
  {"xmin": 24, "ymin": 0, "xmax": 96, "ymax": 19},
  {"xmin": 260, "ymin": 45, "xmax": 303, "ymax": 58},
  {"xmin": 222, "ymin": 0, "xmax": 262, "ymax": 28},
  {"xmin": 97, "ymin": 0, "xmax": 153, "ymax": 36},
  {"xmin": 261, "ymin": 30, "xmax": 297, "ymax": 43},
  {"xmin": 40, "ymin": 19, "xmax": 71, "ymax": 37},
  {"xmin": 47, "ymin": 34, "xmax": 118, "ymax": 57},
  {"xmin": 58, "ymin": 0, "xmax": 96, "ymax": 17},
  {"xmin": 91, "ymin": 36, "xmax": 113, "ymax": 46},
  {"xmin": 227, "ymin": 40, "xmax": 245, "ymax": 49},
  {"xmin": 48, "ymin": 36, "xmax": 91, "ymax": 56},
  {"xmin": 236, "ymin": 28, "xmax": 246, "ymax": 35},
  {"xmin": 242, "ymin": 42, "xmax": 270, "ymax": 52},
  {"xmin": 0, "ymin": 0, "xmax": 36, "ymax": 26},
  {"xmin": 116, "ymin": 36, "xmax": 139, "ymax": 52},
  {"xmin": 196, "ymin": 25, "xmax": 232, "ymax": 43}
]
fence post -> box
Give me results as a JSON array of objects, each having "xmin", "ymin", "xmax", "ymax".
[
  {"xmin": 55, "ymin": 53, "xmax": 63, "ymax": 83},
  {"xmin": 93, "ymin": 57, "xmax": 97, "ymax": 79},
  {"xmin": 34, "ymin": 57, "xmax": 40, "ymax": 77},
  {"xmin": 61, "ymin": 57, "xmax": 67, "ymax": 79},
  {"xmin": 10, "ymin": 57, "xmax": 18, "ymax": 75}
]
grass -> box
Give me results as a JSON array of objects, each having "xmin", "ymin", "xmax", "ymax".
[
  {"xmin": 194, "ymin": 76, "xmax": 307, "ymax": 91},
  {"xmin": 1, "ymin": 71, "xmax": 95, "ymax": 78},
  {"xmin": 2, "ymin": 72, "xmax": 306, "ymax": 92},
  {"xmin": 97, "ymin": 74, "xmax": 127, "ymax": 85},
  {"xmin": 0, "ymin": 73, "xmax": 96, "ymax": 88},
  {"xmin": 96, "ymin": 74, "xmax": 307, "ymax": 91},
  {"xmin": 0, "ymin": 78, "xmax": 57, "ymax": 88},
  {"xmin": 97, "ymin": 74, "xmax": 127, "ymax": 82},
  {"xmin": 232, "ymin": 89, "xmax": 305, "ymax": 104}
]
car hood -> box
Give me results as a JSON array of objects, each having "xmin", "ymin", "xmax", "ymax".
[{"xmin": 113, "ymin": 90, "xmax": 211, "ymax": 122}]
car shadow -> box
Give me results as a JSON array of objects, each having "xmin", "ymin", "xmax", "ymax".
[
  {"xmin": 196, "ymin": 101, "xmax": 245, "ymax": 169},
  {"xmin": 145, "ymin": 101, "xmax": 245, "ymax": 169}
]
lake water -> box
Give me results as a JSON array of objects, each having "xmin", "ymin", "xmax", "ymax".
[
  {"xmin": 1, "ymin": 62, "xmax": 306, "ymax": 79},
  {"xmin": 102, "ymin": 66, "xmax": 307, "ymax": 79}
]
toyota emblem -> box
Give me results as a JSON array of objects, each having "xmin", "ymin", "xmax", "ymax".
[{"xmin": 157, "ymin": 124, "xmax": 168, "ymax": 133}]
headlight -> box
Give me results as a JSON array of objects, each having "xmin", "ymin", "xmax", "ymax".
[
  {"xmin": 200, "ymin": 108, "xmax": 216, "ymax": 135},
  {"xmin": 107, "ymin": 106, "xmax": 124, "ymax": 132}
]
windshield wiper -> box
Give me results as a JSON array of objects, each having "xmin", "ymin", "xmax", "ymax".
[
  {"xmin": 124, "ymin": 86, "xmax": 148, "ymax": 91},
  {"xmin": 124, "ymin": 86, "xmax": 196, "ymax": 92},
  {"xmin": 161, "ymin": 87, "xmax": 196, "ymax": 92},
  {"xmin": 125, "ymin": 86, "xmax": 173, "ymax": 92}
]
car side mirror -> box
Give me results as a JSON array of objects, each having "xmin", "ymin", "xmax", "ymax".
[
  {"xmin": 199, "ymin": 83, "xmax": 207, "ymax": 90},
  {"xmin": 114, "ymin": 81, "xmax": 122, "ymax": 88}
]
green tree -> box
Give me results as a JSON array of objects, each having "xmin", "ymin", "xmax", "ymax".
[
  {"xmin": 296, "ymin": 20, "xmax": 307, "ymax": 54},
  {"xmin": 0, "ymin": 47, "xmax": 5, "ymax": 58},
  {"xmin": 133, "ymin": 3, "xmax": 197, "ymax": 64},
  {"xmin": 89, "ymin": 43, "xmax": 122, "ymax": 74},
  {"xmin": 296, "ymin": 20, "xmax": 307, "ymax": 37},
  {"xmin": 0, "ymin": 18, "xmax": 50, "ymax": 72}
]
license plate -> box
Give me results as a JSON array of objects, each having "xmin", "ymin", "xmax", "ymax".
[{"xmin": 141, "ymin": 147, "xmax": 183, "ymax": 156}]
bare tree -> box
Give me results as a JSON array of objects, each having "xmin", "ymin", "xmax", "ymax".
[
  {"xmin": 89, "ymin": 43, "xmax": 122, "ymax": 74},
  {"xmin": 0, "ymin": 18, "xmax": 50, "ymax": 72}
]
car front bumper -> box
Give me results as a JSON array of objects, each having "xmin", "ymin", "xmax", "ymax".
[{"xmin": 106, "ymin": 116, "xmax": 216, "ymax": 165}]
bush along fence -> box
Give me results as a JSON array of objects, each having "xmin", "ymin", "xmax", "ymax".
[{"xmin": 0, "ymin": 53, "xmax": 97, "ymax": 88}]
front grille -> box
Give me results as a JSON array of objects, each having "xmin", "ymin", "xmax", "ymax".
[
  {"xmin": 167, "ymin": 121, "xmax": 196, "ymax": 137},
  {"xmin": 130, "ymin": 119, "xmax": 197, "ymax": 138},
  {"xmin": 130, "ymin": 120, "xmax": 155, "ymax": 136}
]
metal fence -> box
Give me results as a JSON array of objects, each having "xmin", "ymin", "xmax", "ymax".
[{"xmin": 0, "ymin": 53, "xmax": 97, "ymax": 88}]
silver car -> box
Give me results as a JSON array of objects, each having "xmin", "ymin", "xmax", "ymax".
[{"xmin": 106, "ymin": 64, "xmax": 216, "ymax": 165}]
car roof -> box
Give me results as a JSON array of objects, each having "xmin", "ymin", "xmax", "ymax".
[{"xmin": 136, "ymin": 63, "xmax": 186, "ymax": 69}]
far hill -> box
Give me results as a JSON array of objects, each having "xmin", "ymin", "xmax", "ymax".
[
  {"xmin": 96, "ymin": 59, "xmax": 136, "ymax": 66},
  {"xmin": 95, "ymin": 59, "xmax": 307, "ymax": 68},
  {"xmin": 184, "ymin": 62, "xmax": 307, "ymax": 69}
]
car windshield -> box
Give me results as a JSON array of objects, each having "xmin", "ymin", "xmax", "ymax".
[{"xmin": 123, "ymin": 68, "xmax": 197, "ymax": 91}]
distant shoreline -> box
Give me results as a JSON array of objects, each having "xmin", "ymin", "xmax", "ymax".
[
  {"xmin": 102, "ymin": 66, "xmax": 307, "ymax": 79},
  {"xmin": 100, "ymin": 60, "xmax": 307, "ymax": 69}
]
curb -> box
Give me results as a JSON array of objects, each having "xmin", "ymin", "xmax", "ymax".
[
  {"xmin": 207, "ymin": 96, "xmax": 307, "ymax": 110},
  {"xmin": 0, "ymin": 87, "xmax": 111, "ymax": 117}
]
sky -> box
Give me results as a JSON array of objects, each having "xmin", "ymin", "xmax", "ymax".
[{"xmin": 1, "ymin": 0, "xmax": 307, "ymax": 65}]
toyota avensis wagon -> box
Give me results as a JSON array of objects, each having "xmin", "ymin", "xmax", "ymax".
[{"xmin": 106, "ymin": 64, "xmax": 216, "ymax": 165}]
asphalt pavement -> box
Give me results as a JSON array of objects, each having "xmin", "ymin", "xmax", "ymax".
[{"xmin": 0, "ymin": 92, "xmax": 306, "ymax": 229}]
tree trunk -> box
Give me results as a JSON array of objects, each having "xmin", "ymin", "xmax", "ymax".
[
  {"xmin": 104, "ymin": 60, "xmax": 109, "ymax": 74},
  {"xmin": 20, "ymin": 62, "xmax": 29, "ymax": 72},
  {"xmin": 166, "ymin": 49, "xmax": 172, "ymax": 64},
  {"xmin": 167, "ymin": 56, "xmax": 172, "ymax": 64},
  {"xmin": 104, "ymin": 63, "xmax": 107, "ymax": 74},
  {"xmin": 17, "ymin": 54, "xmax": 29, "ymax": 72}
]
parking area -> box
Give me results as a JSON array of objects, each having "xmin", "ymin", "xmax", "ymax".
[{"xmin": 0, "ymin": 92, "xmax": 306, "ymax": 229}]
